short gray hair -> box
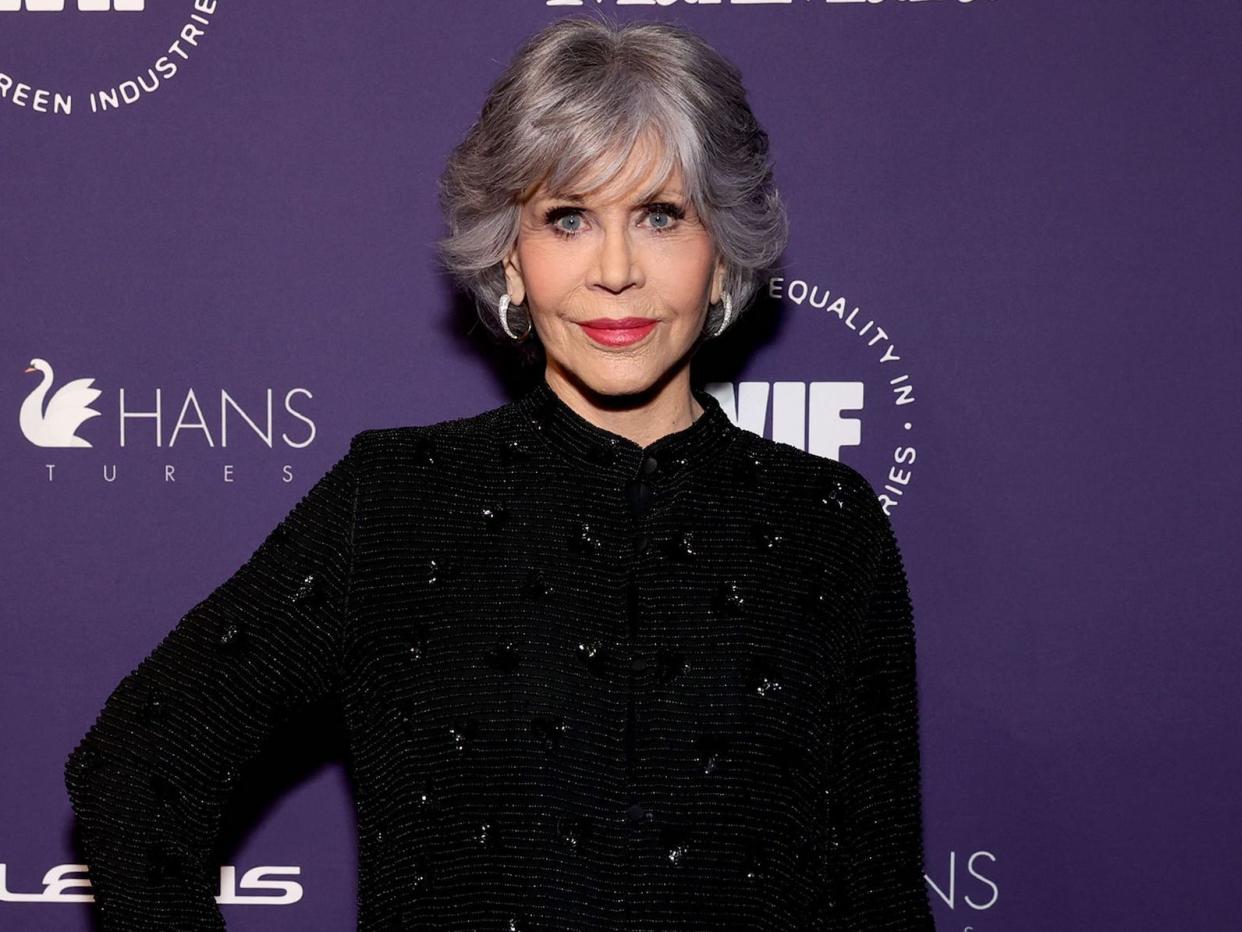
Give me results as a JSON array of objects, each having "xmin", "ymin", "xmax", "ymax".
[{"xmin": 435, "ymin": 15, "xmax": 789, "ymax": 356}]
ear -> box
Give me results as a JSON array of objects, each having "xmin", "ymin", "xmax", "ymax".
[
  {"xmin": 709, "ymin": 256, "xmax": 726, "ymax": 306},
  {"xmin": 503, "ymin": 243, "xmax": 527, "ymax": 307}
]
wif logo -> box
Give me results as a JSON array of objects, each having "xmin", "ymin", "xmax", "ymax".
[
  {"xmin": 0, "ymin": 1, "xmax": 144, "ymax": 10},
  {"xmin": 709, "ymin": 380, "xmax": 866, "ymax": 462}
]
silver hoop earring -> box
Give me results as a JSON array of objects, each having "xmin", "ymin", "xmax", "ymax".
[
  {"xmin": 713, "ymin": 292, "xmax": 734, "ymax": 337},
  {"xmin": 499, "ymin": 293, "xmax": 532, "ymax": 341}
]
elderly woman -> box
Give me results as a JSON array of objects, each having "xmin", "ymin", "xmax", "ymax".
[{"xmin": 64, "ymin": 16, "xmax": 936, "ymax": 932}]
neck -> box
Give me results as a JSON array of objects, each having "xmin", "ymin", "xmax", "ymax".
[{"xmin": 543, "ymin": 363, "xmax": 704, "ymax": 449}]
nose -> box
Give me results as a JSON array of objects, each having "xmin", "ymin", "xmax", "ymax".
[{"xmin": 591, "ymin": 219, "xmax": 641, "ymax": 295}]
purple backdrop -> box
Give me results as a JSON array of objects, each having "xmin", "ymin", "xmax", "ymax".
[{"xmin": 3, "ymin": 1, "xmax": 1239, "ymax": 929}]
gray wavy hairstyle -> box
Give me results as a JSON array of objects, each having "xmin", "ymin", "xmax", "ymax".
[{"xmin": 435, "ymin": 15, "xmax": 788, "ymax": 357}]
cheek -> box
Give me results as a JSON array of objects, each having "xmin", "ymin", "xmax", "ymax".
[
  {"xmin": 653, "ymin": 243, "xmax": 716, "ymax": 310},
  {"xmin": 518, "ymin": 240, "xmax": 576, "ymax": 297}
]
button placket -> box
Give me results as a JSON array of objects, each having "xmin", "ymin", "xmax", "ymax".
[
  {"xmin": 623, "ymin": 451, "xmax": 657, "ymax": 849},
  {"xmin": 508, "ymin": 380, "xmax": 747, "ymax": 917}
]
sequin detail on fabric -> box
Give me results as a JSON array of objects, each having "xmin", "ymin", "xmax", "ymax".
[{"xmin": 62, "ymin": 377, "xmax": 936, "ymax": 931}]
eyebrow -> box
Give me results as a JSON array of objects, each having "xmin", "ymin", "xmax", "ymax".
[{"xmin": 543, "ymin": 190, "xmax": 685, "ymax": 206}]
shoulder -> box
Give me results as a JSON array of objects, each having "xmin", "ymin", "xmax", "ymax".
[
  {"xmin": 343, "ymin": 400, "xmax": 515, "ymax": 478},
  {"xmin": 727, "ymin": 432, "xmax": 890, "ymax": 602},
  {"xmin": 730, "ymin": 429, "xmax": 879, "ymax": 516},
  {"xmin": 732, "ymin": 430, "xmax": 893, "ymax": 565}
]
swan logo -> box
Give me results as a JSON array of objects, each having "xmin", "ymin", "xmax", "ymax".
[
  {"xmin": 0, "ymin": 0, "xmax": 221, "ymax": 117},
  {"xmin": 21, "ymin": 358, "xmax": 103, "ymax": 448}
]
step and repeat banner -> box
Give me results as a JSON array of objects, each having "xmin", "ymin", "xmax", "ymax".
[{"xmin": 3, "ymin": 2, "xmax": 1238, "ymax": 930}]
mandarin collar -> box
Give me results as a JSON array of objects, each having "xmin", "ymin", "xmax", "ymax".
[{"xmin": 514, "ymin": 374, "xmax": 740, "ymax": 481}]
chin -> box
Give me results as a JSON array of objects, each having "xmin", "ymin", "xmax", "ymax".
[{"xmin": 569, "ymin": 364, "xmax": 662, "ymax": 400}]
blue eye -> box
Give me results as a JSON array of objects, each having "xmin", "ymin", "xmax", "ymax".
[
  {"xmin": 543, "ymin": 207, "xmax": 583, "ymax": 240},
  {"xmin": 645, "ymin": 201, "xmax": 686, "ymax": 234},
  {"xmin": 557, "ymin": 213, "xmax": 583, "ymax": 235},
  {"xmin": 541, "ymin": 201, "xmax": 687, "ymax": 240}
]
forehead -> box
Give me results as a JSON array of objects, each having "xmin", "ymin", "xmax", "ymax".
[{"xmin": 531, "ymin": 133, "xmax": 685, "ymax": 205}]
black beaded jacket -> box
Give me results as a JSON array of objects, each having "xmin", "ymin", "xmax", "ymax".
[{"xmin": 64, "ymin": 376, "xmax": 937, "ymax": 932}]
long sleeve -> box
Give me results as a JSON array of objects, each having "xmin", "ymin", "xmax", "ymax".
[
  {"xmin": 825, "ymin": 491, "xmax": 937, "ymax": 931},
  {"xmin": 63, "ymin": 435, "xmax": 362, "ymax": 932}
]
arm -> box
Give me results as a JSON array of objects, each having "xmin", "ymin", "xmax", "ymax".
[
  {"xmin": 63, "ymin": 434, "xmax": 362, "ymax": 931},
  {"xmin": 825, "ymin": 487, "xmax": 937, "ymax": 931}
]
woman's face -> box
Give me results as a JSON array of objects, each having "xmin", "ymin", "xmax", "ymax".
[{"xmin": 504, "ymin": 143, "xmax": 724, "ymax": 399}]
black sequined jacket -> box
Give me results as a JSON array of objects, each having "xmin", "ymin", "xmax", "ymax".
[{"xmin": 64, "ymin": 376, "xmax": 937, "ymax": 932}]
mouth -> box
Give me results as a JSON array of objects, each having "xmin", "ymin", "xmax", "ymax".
[{"xmin": 576, "ymin": 317, "xmax": 659, "ymax": 348}]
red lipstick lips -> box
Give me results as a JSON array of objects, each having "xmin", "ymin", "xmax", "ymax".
[{"xmin": 577, "ymin": 317, "xmax": 658, "ymax": 348}]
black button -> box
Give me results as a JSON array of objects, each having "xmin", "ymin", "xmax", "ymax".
[
  {"xmin": 634, "ymin": 534, "xmax": 650, "ymax": 554},
  {"xmin": 627, "ymin": 802, "xmax": 650, "ymax": 823},
  {"xmin": 641, "ymin": 455, "xmax": 659, "ymax": 475},
  {"xmin": 631, "ymin": 656, "xmax": 649, "ymax": 672}
]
